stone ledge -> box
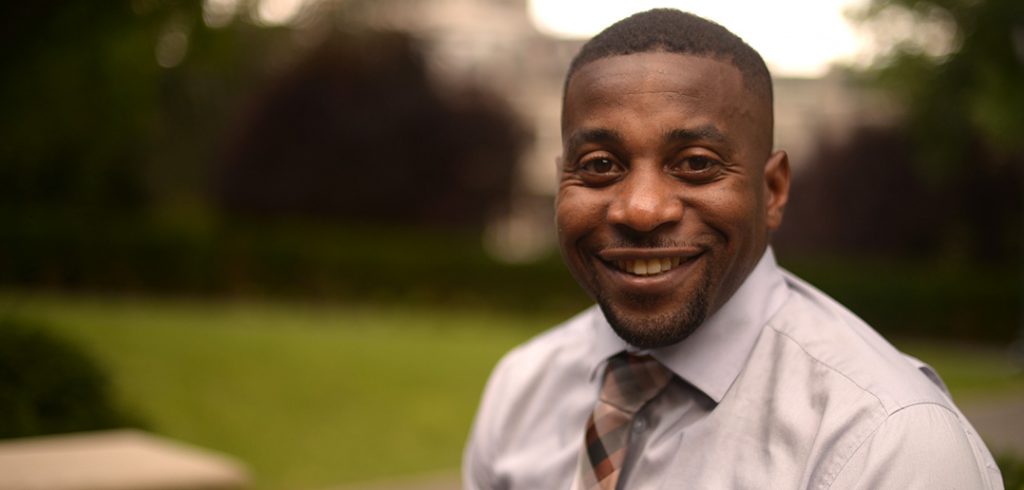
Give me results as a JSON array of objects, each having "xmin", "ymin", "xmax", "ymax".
[{"xmin": 0, "ymin": 429, "xmax": 249, "ymax": 490}]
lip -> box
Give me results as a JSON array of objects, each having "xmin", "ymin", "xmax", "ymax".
[
  {"xmin": 593, "ymin": 247, "xmax": 706, "ymax": 295},
  {"xmin": 597, "ymin": 246, "xmax": 705, "ymax": 262}
]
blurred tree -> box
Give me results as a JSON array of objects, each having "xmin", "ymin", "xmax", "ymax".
[
  {"xmin": 0, "ymin": 0, "xmax": 527, "ymax": 226},
  {"xmin": 0, "ymin": 1, "xmax": 283, "ymax": 214},
  {"xmin": 0, "ymin": 0, "xmax": 531, "ymax": 290},
  {"xmin": 852, "ymin": 0, "xmax": 1023, "ymax": 259},
  {"xmin": 0, "ymin": 2, "xmax": 160, "ymax": 211},
  {"xmin": 213, "ymin": 29, "xmax": 529, "ymax": 227},
  {"xmin": 779, "ymin": 126, "xmax": 945, "ymax": 256}
]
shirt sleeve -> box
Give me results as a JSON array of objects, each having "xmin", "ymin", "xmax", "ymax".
[
  {"xmin": 828, "ymin": 403, "xmax": 1003, "ymax": 489},
  {"xmin": 462, "ymin": 409, "xmax": 494, "ymax": 490},
  {"xmin": 463, "ymin": 352, "xmax": 516, "ymax": 490},
  {"xmin": 462, "ymin": 426, "xmax": 492, "ymax": 490}
]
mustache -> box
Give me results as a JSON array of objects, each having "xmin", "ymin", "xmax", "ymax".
[{"xmin": 604, "ymin": 236, "xmax": 711, "ymax": 250}]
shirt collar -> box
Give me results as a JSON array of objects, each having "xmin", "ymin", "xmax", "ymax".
[{"xmin": 587, "ymin": 247, "xmax": 789, "ymax": 403}]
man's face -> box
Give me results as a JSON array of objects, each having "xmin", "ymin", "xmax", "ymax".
[{"xmin": 557, "ymin": 51, "xmax": 789, "ymax": 349}]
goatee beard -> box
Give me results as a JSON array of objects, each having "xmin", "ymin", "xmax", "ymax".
[{"xmin": 596, "ymin": 270, "xmax": 712, "ymax": 349}]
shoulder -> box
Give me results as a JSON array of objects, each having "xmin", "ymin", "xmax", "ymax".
[
  {"xmin": 828, "ymin": 402, "xmax": 1003, "ymax": 488},
  {"xmin": 488, "ymin": 306, "xmax": 600, "ymax": 389},
  {"xmin": 467, "ymin": 305, "xmax": 602, "ymax": 436},
  {"xmin": 760, "ymin": 271, "xmax": 1001, "ymax": 488},
  {"xmin": 463, "ymin": 307, "xmax": 601, "ymax": 489},
  {"xmin": 767, "ymin": 270, "xmax": 950, "ymax": 413}
]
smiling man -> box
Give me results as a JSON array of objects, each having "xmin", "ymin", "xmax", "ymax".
[{"xmin": 464, "ymin": 9, "xmax": 1001, "ymax": 490}]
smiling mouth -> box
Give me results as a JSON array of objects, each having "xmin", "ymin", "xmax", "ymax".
[{"xmin": 614, "ymin": 256, "xmax": 698, "ymax": 276}]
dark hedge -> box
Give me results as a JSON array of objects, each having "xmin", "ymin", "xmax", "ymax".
[{"xmin": 0, "ymin": 317, "xmax": 141, "ymax": 438}]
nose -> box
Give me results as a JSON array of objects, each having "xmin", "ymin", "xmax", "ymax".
[{"xmin": 606, "ymin": 168, "xmax": 684, "ymax": 233}]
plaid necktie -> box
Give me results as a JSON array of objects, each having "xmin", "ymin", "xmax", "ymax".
[{"xmin": 578, "ymin": 352, "xmax": 673, "ymax": 490}]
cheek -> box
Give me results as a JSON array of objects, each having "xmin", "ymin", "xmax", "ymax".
[
  {"xmin": 555, "ymin": 188, "xmax": 605, "ymax": 243},
  {"xmin": 688, "ymin": 181, "xmax": 763, "ymax": 238}
]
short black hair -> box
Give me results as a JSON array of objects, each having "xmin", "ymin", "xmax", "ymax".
[{"xmin": 564, "ymin": 9, "xmax": 772, "ymax": 106}]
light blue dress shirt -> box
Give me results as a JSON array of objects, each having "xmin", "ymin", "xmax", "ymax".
[{"xmin": 463, "ymin": 248, "xmax": 1002, "ymax": 489}]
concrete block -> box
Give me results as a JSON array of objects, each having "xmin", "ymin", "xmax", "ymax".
[{"xmin": 0, "ymin": 429, "xmax": 249, "ymax": 490}]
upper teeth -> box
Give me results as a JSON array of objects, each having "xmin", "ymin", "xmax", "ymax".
[{"xmin": 617, "ymin": 257, "xmax": 683, "ymax": 276}]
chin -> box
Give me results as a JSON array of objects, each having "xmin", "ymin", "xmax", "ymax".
[{"xmin": 596, "ymin": 271, "xmax": 712, "ymax": 349}]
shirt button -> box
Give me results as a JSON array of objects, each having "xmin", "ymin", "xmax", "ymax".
[{"xmin": 632, "ymin": 418, "xmax": 646, "ymax": 433}]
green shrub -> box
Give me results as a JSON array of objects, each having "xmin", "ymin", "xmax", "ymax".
[
  {"xmin": 1, "ymin": 211, "xmax": 1017, "ymax": 341},
  {"xmin": 0, "ymin": 316, "xmax": 140, "ymax": 438}
]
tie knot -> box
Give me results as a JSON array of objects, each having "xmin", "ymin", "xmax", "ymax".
[{"xmin": 599, "ymin": 352, "xmax": 672, "ymax": 413}]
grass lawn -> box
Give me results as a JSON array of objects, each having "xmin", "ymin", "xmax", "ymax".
[
  {"xmin": 1, "ymin": 291, "xmax": 552, "ymax": 489},
  {"xmin": 1, "ymin": 290, "xmax": 1021, "ymax": 488}
]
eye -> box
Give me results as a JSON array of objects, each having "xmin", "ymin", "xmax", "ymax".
[
  {"xmin": 582, "ymin": 157, "xmax": 617, "ymax": 174},
  {"xmin": 684, "ymin": 157, "xmax": 714, "ymax": 172},
  {"xmin": 669, "ymin": 154, "xmax": 723, "ymax": 182},
  {"xmin": 574, "ymin": 154, "xmax": 624, "ymax": 185}
]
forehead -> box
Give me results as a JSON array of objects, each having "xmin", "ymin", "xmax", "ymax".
[{"xmin": 562, "ymin": 52, "xmax": 770, "ymax": 150}]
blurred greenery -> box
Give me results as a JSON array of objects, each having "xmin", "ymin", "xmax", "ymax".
[
  {"xmin": 0, "ymin": 0, "xmax": 1020, "ymax": 486},
  {"xmin": 850, "ymin": 0, "xmax": 1023, "ymax": 260},
  {"xmin": 0, "ymin": 1, "xmax": 1017, "ymax": 338},
  {"xmin": 0, "ymin": 1, "xmax": 525, "ymax": 226},
  {"xmin": 2, "ymin": 209, "xmax": 1017, "ymax": 341},
  {"xmin": 0, "ymin": 317, "xmax": 141, "ymax": 438},
  {"xmin": 0, "ymin": 292, "xmax": 549, "ymax": 488},
  {"xmin": 1, "ymin": 291, "xmax": 1021, "ymax": 488},
  {"xmin": 892, "ymin": 339, "xmax": 1024, "ymax": 397},
  {"xmin": 0, "ymin": 1, "xmax": 268, "ymax": 211},
  {"xmin": 1000, "ymin": 455, "xmax": 1024, "ymax": 490},
  {"xmin": 781, "ymin": 253, "xmax": 1021, "ymax": 342},
  {"xmin": 855, "ymin": 0, "xmax": 1024, "ymax": 162},
  {"xmin": 0, "ymin": 212, "xmax": 589, "ymax": 313}
]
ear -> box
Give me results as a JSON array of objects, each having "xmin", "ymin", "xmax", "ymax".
[{"xmin": 764, "ymin": 150, "xmax": 790, "ymax": 231}]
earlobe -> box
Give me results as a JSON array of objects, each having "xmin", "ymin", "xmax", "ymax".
[{"xmin": 764, "ymin": 150, "xmax": 790, "ymax": 231}]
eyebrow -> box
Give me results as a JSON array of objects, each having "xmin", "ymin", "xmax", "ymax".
[
  {"xmin": 564, "ymin": 124, "xmax": 734, "ymax": 157},
  {"xmin": 666, "ymin": 125, "xmax": 726, "ymax": 143},
  {"xmin": 564, "ymin": 127, "xmax": 622, "ymax": 157},
  {"xmin": 665, "ymin": 125, "xmax": 734, "ymax": 155}
]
